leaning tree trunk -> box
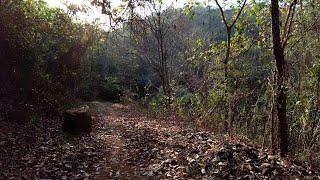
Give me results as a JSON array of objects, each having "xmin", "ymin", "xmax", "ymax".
[{"xmin": 270, "ymin": 0, "xmax": 289, "ymax": 157}]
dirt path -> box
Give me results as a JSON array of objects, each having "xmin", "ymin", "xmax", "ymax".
[
  {"xmin": 89, "ymin": 101, "xmax": 193, "ymax": 179},
  {"xmin": 1, "ymin": 101, "xmax": 198, "ymax": 179}
]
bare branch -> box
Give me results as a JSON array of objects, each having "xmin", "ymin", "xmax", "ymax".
[
  {"xmin": 282, "ymin": 0, "xmax": 298, "ymax": 48},
  {"xmin": 214, "ymin": 0, "xmax": 229, "ymax": 28},
  {"xmin": 287, "ymin": 13, "xmax": 320, "ymax": 52},
  {"xmin": 214, "ymin": 0, "xmax": 247, "ymax": 29},
  {"xmin": 282, "ymin": 2, "xmax": 294, "ymax": 42},
  {"xmin": 229, "ymin": 0, "xmax": 247, "ymax": 29}
]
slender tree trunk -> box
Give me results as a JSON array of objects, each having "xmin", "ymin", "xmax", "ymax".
[
  {"xmin": 214, "ymin": 0, "xmax": 246, "ymax": 134},
  {"xmin": 309, "ymin": 70, "xmax": 320, "ymax": 148},
  {"xmin": 155, "ymin": 12, "xmax": 171, "ymax": 110},
  {"xmin": 271, "ymin": 97, "xmax": 276, "ymax": 154},
  {"xmin": 270, "ymin": 0, "xmax": 289, "ymax": 157},
  {"xmin": 262, "ymin": 116, "xmax": 267, "ymax": 148},
  {"xmin": 160, "ymin": 37, "xmax": 171, "ymax": 109},
  {"xmin": 270, "ymin": 71, "xmax": 276, "ymax": 154},
  {"xmin": 224, "ymin": 30, "xmax": 231, "ymax": 134}
]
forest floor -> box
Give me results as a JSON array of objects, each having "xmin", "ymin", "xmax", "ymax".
[{"xmin": 0, "ymin": 101, "xmax": 320, "ymax": 179}]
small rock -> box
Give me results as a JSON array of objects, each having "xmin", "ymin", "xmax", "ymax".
[
  {"xmin": 65, "ymin": 163, "xmax": 72, "ymax": 169},
  {"xmin": 218, "ymin": 162, "xmax": 228, "ymax": 166},
  {"xmin": 143, "ymin": 171, "xmax": 154, "ymax": 176}
]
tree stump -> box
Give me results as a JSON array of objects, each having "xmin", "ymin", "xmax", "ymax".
[{"xmin": 62, "ymin": 105, "xmax": 92, "ymax": 134}]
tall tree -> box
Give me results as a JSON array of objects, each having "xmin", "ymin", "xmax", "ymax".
[
  {"xmin": 98, "ymin": 0, "xmax": 180, "ymax": 109},
  {"xmin": 270, "ymin": 0, "xmax": 297, "ymax": 157},
  {"xmin": 127, "ymin": 2, "xmax": 185, "ymax": 110}
]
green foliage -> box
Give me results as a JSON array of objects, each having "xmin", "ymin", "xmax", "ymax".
[
  {"xmin": 0, "ymin": 0, "xmax": 90, "ymax": 109},
  {"xmin": 99, "ymin": 77, "xmax": 123, "ymax": 102}
]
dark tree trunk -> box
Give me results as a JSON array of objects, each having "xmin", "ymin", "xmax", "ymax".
[
  {"xmin": 270, "ymin": 0, "xmax": 289, "ymax": 157},
  {"xmin": 156, "ymin": 12, "xmax": 171, "ymax": 110}
]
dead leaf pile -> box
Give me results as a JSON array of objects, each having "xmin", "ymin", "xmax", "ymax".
[{"xmin": 144, "ymin": 131, "xmax": 320, "ymax": 179}]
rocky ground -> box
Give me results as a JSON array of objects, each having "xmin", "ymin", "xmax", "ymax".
[{"xmin": 0, "ymin": 101, "xmax": 319, "ymax": 179}]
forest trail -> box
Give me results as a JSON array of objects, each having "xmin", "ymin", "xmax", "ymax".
[
  {"xmin": 1, "ymin": 102, "xmax": 319, "ymax": 179},
  {"xmin": 84, "ymin": 102, "xmax": 320, "ymax": 179},
  {"xmin": 3, "ymin": 1, "xmax": 320, "ymax": 179},
  {"xmin": 90, "ymin": 101, "xmax": 195, "ymax": 179}
]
